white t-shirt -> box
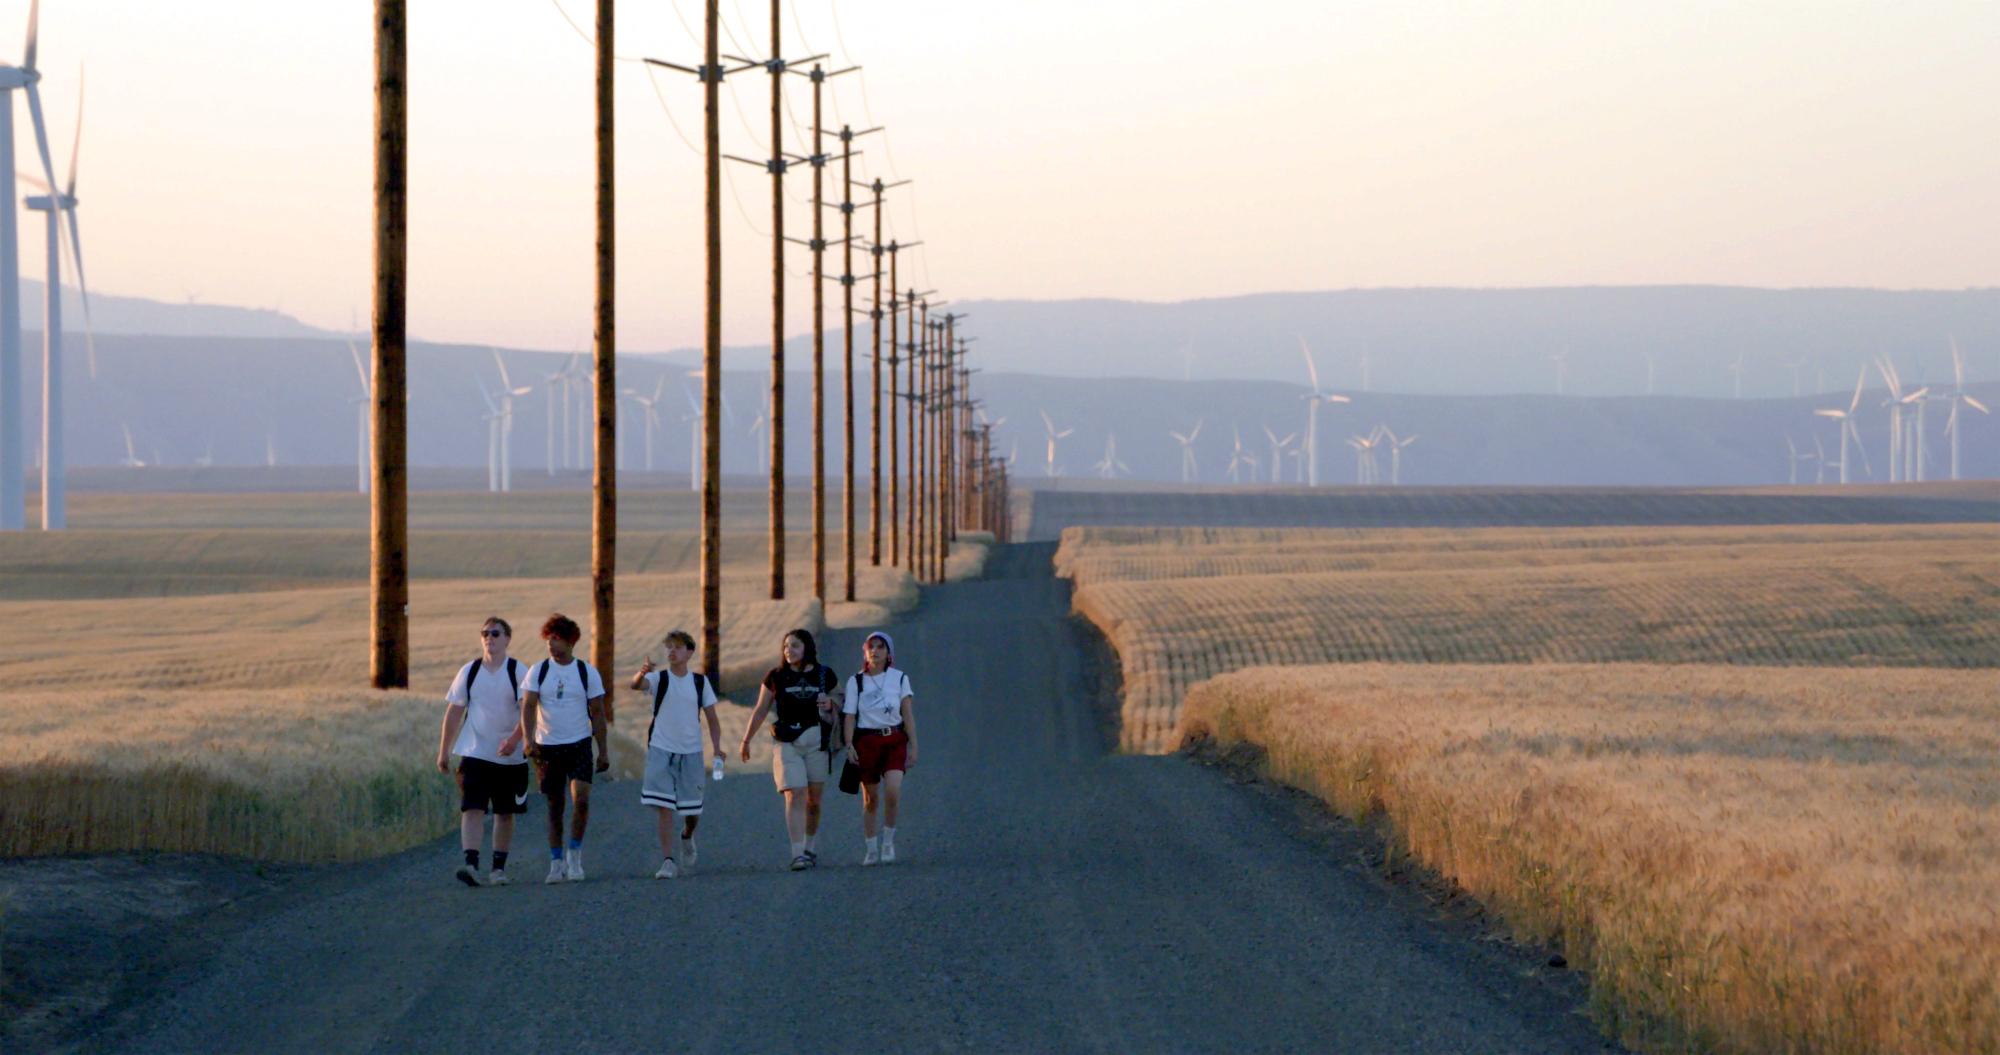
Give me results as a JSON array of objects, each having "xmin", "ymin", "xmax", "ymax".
[
  {"xmin": 530, "ymin": 657, "xmax": 605, "ymax": 746},
  {"xmin": 446, "ymin": 658, "xmax": 528, "ymax": 765},
  {"xmin": 637, "ymin": 669, "xmax": 715, "ymax": 754},
  {"xmin": 843, "ymin": 667, "xmax": 912, "ymax": 730}
]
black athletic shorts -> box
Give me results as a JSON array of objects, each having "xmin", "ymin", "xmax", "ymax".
[
  {"xmin": 533, "ymin": 738, "xmax": 595, "ymax": 795},
  {"xmin": 458, "ymin": 757, "xmax": 531, "ymax": 815}
]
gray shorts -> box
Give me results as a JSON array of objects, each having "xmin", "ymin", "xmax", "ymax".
[{"xmin": 641, "ymin": 747, "xmax": 707, "ymax": 815}]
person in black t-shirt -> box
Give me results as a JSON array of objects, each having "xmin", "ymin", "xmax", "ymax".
[{"xmin": 740, "ymin": 628, "xmax": 840, "ymax": 870}]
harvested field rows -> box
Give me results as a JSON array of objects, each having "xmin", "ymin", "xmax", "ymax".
[
  {"xmin": 1061, "ymin": 525, "xmax": 2000, "ymax": 750},
  {"xmin": 1179, "ymin": 664, "xmax": 2000, "ymax": 1055}
]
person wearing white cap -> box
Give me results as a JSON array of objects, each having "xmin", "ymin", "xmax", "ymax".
[{"xmin": 841, "ymin": 631, "xmax": 917, "ymax": 865}]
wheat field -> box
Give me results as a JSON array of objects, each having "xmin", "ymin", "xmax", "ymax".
[
  {"xmin": 1060, "ymin": 524, "xmax": 2000, "ymax": 750},
  {"xmin": 0, "ymin": 490, "xmax": 974, "ymax": 861},
  {"xmin": 1178, "ymin": 664, "xmax": 2000, "ymax": 1055}
]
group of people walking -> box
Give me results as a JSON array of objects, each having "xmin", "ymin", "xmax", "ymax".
[{"xmin": 435, "ymin": 614, "xmax": 917, "ymax": 886}]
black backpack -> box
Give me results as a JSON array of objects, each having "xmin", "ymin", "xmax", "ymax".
[
  {"xmin": 462, "ymin": 657, "xmax": 520, "ymax": 699},
  {"xmin": 646, "ymin": 669, "xmax": 709, "ymax": 746},
  {"xmin": 534, "ymin": 657, "xmax": 595, "ymax": 699}
]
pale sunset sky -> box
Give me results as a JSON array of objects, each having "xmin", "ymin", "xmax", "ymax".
[{"xmin": 15, "ymin": 1, "xmax": 2000, "ymax": 352}]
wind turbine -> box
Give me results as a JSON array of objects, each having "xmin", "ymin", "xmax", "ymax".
[
  {"xmin": 1549, "ymin": 348, "xmax": 1568, "ymax": 396},
  {"xmin": 1092, "ymin": 432, "xmax": 1129, "ymax": 479},
  {"xmin": 1814, "ymin": 367, "xmax": 1869, "ymax": 484},
  {"xmin": 1263, "ymin": 426, "xmax": 1296, "ymax": 487},
  {"xmin": 118, "ymin": 422, "xmax": 142, "ymax": 467},
  {"xmin": 1380, "ymin": 427, "xmax": 1417, "ymax": 485},
  {"xmin": 476, "ymin": 380, "xmax": 502, "ymax": 492},
  {"xmin": 679, "ymin": 383, "xmax": 700, "ymax": 492},
  {"xmin": 1726, "ymin": 350, "xmax": 1745, "ymax": 399},
  {"xmin": 26, "ymin": 65, "xmax": 91, "ymax": 529},
  {"xmin": 1792, "ymin": 433, "xmax": 1824, "ymax": 485},
  {"xmin": 1811, "ymin": 432, "xmax": 1827, "ymax": 485},
  {"xmin": 346, "ymin": 342, "xmax": 369, "ymax": 494},
  {"xmin": 622, "ymin": 375, "xmax": 666, "ymax": 472},
  {"xmin": 1347, "ymin": 432, "xmax": 1379, "ymax": 485},
  {"xmin": 489, "ymin": 350, "xmax": 532, "ymax": 492},
  {"xmin": 539, "ymin": 355, "xmax": 575, "ymax": 473},
  {"xmin": 1298, "ymin": 337, "xmax": 1349, "ymax": 487},
  {"xmin": 1875, "ymin": 357, "xmax": 1925, "ymax": 484},
  {"xmin": 1039, "ymin": 410, "xmax": 1073, "ymax": 480},
  {"xmin": 1944, "ymin": 337, "xmax": 1989, "ymax": 481},
  {"xmin": 1226, "ymin": 425, "xmax": 1250, "ymax": 484},
  {"xmin": 1786, "ymin": 357, "xmax": 1808, "ymax": 398},
  {"xmin": 1169, "ymin": 419, "xmax": 1203, "ymax": 483},
  {"xmin": 1, "ymin": 0, "xmax": 67, "ymax": 530}
]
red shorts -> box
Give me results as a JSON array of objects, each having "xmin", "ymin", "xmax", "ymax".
[{"xmin": 852, "ymin": 726, "xmax": 908, "ymax": 784}]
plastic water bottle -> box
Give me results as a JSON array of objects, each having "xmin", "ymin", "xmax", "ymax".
[{"xmin": 712, "ymin": 757, "xmax": 726, "ymax": 783}]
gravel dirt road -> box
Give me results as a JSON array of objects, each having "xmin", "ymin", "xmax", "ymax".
[{"xmin": 77, "ymin": 543, "xmax": 1618, "ymax": 1053}]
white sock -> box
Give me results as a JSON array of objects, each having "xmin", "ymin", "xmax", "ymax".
[
  {"xmin": 866, "ymin": 835, "xmax": 880, "ymax": 851},
  {"xmin": 884, "ymin": 826, "xmax": 896, "ymax": 844},
  {"xmin": 805, "ymin": 832, "xmax": 818, "ymax": 853},
  {"xmin": 791, "ymin": 839, "xmax": 806, "ymax": 858}
]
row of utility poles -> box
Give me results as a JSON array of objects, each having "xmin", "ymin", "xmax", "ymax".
[{"xmin": 367, "ymin": 0, "xmax": 1010, "ymax": 691}]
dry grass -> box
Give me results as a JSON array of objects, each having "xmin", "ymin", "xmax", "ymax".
[
  {"xmin": 0, "ymin": 489, "xmax": 937, "ymax": 861},
  {"xmin": 1178, "ymin": 664, "xmax": 2000, "ymax": 1055},
  {"xmin": 1060, "ymin": 524, "xmax": 2000, "ymax": 750}
]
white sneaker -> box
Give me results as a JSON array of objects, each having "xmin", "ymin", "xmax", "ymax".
[
  {"xmin": 862, "ymin": 843, "xmax": 880, "ymax": 867},
  {"xmin": 681, "ymin": 836, "xmax": 698, "ymax": 867},
  {"xmin": 487, "ymin": 869, "xmax": 511, "ymax": 886},
  {"xmin": 654, "ymin": 858, "xmax": 679, "ymax": 880},
  {"xmin": 545, "ymin": 858, "xmax": 567, "ymax": 884},
  {"xmin": 565, "ymin": 849, "xmax": 586, "ymax": 882},
  {"xmin": 881, "ymin": 837, "xmax": 897, "ymax": 864},
  {"xmin": 454, "ymin": 864, "xmax": 482, "ymax": 887}
]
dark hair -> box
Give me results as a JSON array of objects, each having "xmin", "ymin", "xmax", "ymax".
[
  {"xmin": 783, "ymin": 628, "xmax": 819, "ymax": 668},
  {"xmin": 481, "ymin": 616, "xmax": 512, "ymax": 638},
  {"xmin": 663, "ymin": 629, "xmax": 696, "ymax": 651},
  {"xmin": 541, "ymin": 613, "xmax": 582, "ymax": 644}
]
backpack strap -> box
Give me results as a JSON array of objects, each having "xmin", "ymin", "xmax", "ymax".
[
  {"xmin": 505, "ymin": 657, "xmax": 519, "ymax": 698},
  {"xmin": 463, "ymin": 658, "xmax": 482, "ymax": 696},
  {"xmin": 647, "ymin": 671, "xmax": 710, "ymax": 746},
  {"xmin": 576, "ymin": 659, "xmax": 594, "ymax": 697}
]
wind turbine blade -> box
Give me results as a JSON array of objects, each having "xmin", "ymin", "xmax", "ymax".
[
  {"xmin": 57, "ymin": 206, "xmax": 98, "ymax": 378},
  {"xmin": 1297, "ymin": 336, "xmax": 1320, "ymax": 391},
  {"xmin": 1848, "ymin": 367, "xmax": 1867, "ymax": 413},
  {"xmin": 64, "ymin": 66, "xmax": 81, "ymax": 198},
  {"xmin": 491, "ymin": 348, "xmax": 513, "ymax": 390},
  {"xmin": 23, "ymin": 0, "xmax": 39, "ymax": 72},
  {"xmin": 1966, "ymin": 396, "xmax": 1991, "ymax": 414},
  {"xmin": 1813, "ymin": 409, "xmax": 1846, "ymax": 419},
  {"xmin": 347, "ymin": 341, "xmax": 369, "ymax": 392},
  {"xmin": 1951, "ymin": 336, "xmax": 1965, "ymax": 388},
  {"xmin": 15, "ymin": 168, "xmax": 48, "ymax": 193},
  {"xmin": 24, "ymin": 84, "xmax": 60, "ymax": 206}
]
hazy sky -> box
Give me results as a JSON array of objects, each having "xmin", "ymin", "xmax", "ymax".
[{"xmin": 15, "ymin": 1, "xmax": 2000, "ymax": 355}]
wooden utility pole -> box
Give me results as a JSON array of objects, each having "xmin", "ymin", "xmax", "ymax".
[
  {"xmin": 828, "ymin": 125, "xmax": 881, "ymax": 603},
  {"xmin": 883, "ymin": 260, "xmax": 922, "ymax": 565},
  {"xmin": 839, "ymin": 130, "xmax": 856, "ymax": 602},
  {"xmin": 646, "ymin": 4, "xmax": 754, "ymax": 678},
  {"xmin": 591, "ymin": 0, "xmax": 616, "ymax": 717},
  {"xmin": 723, "ymin": 10, "xmax": 820, "ymax": 600},
  {"xmin": 370, "ymin": 0, "xmax": 409, "ymax": 689},
  {"xmin": 764, "ymin": 0, "xmax": 784, "ymax": 601},
  {"xmin": 858, "ymin": 179, "xmax": 907, "ymax": 570}
]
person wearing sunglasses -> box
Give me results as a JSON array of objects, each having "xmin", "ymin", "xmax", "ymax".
[{"xmin": 436, "ymin": 616, "xmax": 530, "ymax": 887}]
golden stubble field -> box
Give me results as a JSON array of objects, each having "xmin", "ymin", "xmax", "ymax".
[
  {"xmin": 1060, "ymin": 519, "xmax": 2000, "ymax": 1053},
  {"xmin": 1057, "ymin": 523, "xmax": 2000, "ymax": 751},
  {"xmin": 1179, "ymin": 664, "xmax": 2000, "ymax": 1055},
  {"xmin": 0, "ymin": 490, "xmax": 979, "ymax": 861}
]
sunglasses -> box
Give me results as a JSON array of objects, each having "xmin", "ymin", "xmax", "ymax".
[{"xmin": 481, "ymin": 629, "xmax": 508, "ymax": 638}]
